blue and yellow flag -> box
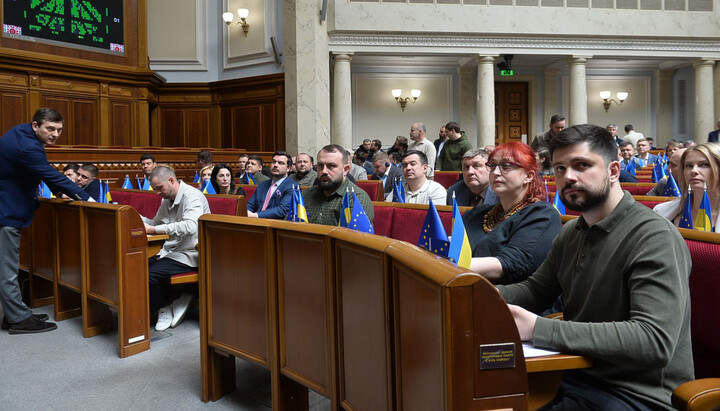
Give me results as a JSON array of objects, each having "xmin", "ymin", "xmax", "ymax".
[
  {"xmin": 544, "ymin": 180, "xmax": 551, "ymax": 203},
  {"xmin": 136, "ymin": 175, "xmax": 142, "ymax": 190},
  {"xmin": 339, "ymin": 188, "xmax": 351, "ymax": 227},
  {"xmin": 202, "ymin": 179, "xmax": 216, "ymax": 194},
  {"xmin": 678, "ymin": 187, "xmax": 693, "ymax": 229},
  {"xmin": 105, "ymin": 180, "xmax": 112, "ymax": 203},
  {"xmin": 193, "ymin": 171, "xmax": 200, "ymax": 184},
  {"xmin": 624, "ymin": 160, "xmax": 636, "ymax": 175},
  {"xmin": 141, "ymin": 178, "xmax": 152, "ymax": 190},
  {"xmin": 417, "ymin": 199, "xmax": 450, "ymax": 258},
  {"xmin": 552, "ymin": 192, "xmax": 566, "ymax": 215},
  {"xmin": 346, "ymin": 189, "xmax": 374, "ymax": 234},
  {"xmin": 97, "ymin": 179, "xmax": 107, "ymax": 203},
  {"xmin": 448, "ymin": 197, "xmax": 471, "ymax": 269},
  {"xmin": 38, "ymin": 181, "xmax": 53, "ymax": 198},
  {"xmin": 392, "ymin": 177, "xmax": 405, "ymax": 203},
  {"xmin": 246, "ymin": 172, "xmax": 256, "ymax": 186},
  {"xmin": 695, "ymin": 185, "xmax": 714, "ymax": 232},
  {"xmin": 287, "ymin": 185, "xmax": 308, "ymax": 223},
  {"xmin": 122, "ymin": 175, "xmax": 133, "ymax": 189},
  {"xmin": 663, "ymin": 172, "xmax": 681, "ymax": 197}
]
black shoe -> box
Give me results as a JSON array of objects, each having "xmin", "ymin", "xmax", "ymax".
[
  {"xmin": 1, "ymin": 313, "xmax": 49, "ymax": 330},
  {"xmin": 7, "ymin": 315, "xmax": 57, "ymax": 334}
]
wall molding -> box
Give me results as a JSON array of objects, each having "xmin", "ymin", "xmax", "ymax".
[{"xmin": 149, "ymin": 0, "xmax": 208, "ymax": 71}]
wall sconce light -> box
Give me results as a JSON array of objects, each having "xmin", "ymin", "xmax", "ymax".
[
  {"xmin": 600, "ymin": 90, "xmax": 628, "ymax": 112},
  {"xmin": 222, "ymin": 8, "xmax": 250, "ymax": 37},
  {"xmin": 391, "ymin": 89, "xmax": 421, "ymax": 111}
]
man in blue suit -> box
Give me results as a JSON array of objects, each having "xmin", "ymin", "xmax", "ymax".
[
  {"xmin": 708, "ymin": 119, "xmax": 720, "ymax": 143},
  {"xmin": 634, "ymin": 138, "xmax": 658, "ymax": 167},
  {"xmin": 446, "ymin": 148, "xmax": 499, "ymax": 207},
  {"xmin": 370, "ymin": 152, "xmax": 404, "ymax": 200},
  {"xmin": 246, "ymin": 151, "xmax": 294, "ymax": 219},
  {"xmin": 0, "ymin": 108, "xmax": 92, "ymax": 334}
]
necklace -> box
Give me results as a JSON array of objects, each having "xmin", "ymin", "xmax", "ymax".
[{"xmin": 483, "ymin": 200, "xmax": 531, "ymax": 232}]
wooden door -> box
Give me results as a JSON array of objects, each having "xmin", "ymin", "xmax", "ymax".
[{"xmin": 494, "ymin": 82, "xmax": 529, "ymax": 145}]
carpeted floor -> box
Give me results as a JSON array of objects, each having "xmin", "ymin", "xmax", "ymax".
[{"xmin": 0, "ymin": 303, "xmax": 330, "ymax": 410}]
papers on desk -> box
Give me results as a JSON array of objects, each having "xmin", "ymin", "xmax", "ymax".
[{"xmin": 522, "ymin": 343, "xmax": 560, "ymax": 358}]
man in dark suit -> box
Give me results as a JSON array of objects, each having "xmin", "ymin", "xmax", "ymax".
[
  {"xmin": 708, "ymin": 119, "xmax": 720, "ymax": 143},
  {"xmin": 0, "ymin": 108, "xmax": 91, "ymax": 334},
  {"xmin": 446, "ymin": 148, "xmax": 499, "ymax": 207},
  {"xmin": 369, "ymin": 151, "xmax": 403, "ymax": 200},
  {"xmin": 246, "ymin": 151, "xmax": 294, "ymax": 219},
  {"xmin": 76, "ymin": 163, "xmax": 101, "ymax": 200}
]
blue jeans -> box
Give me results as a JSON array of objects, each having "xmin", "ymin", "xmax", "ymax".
[{"xmin": 0, "ymin": 225, "xmax": 31, "ymax": 323}]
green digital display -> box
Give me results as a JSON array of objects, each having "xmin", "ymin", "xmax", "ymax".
[
  {"xmin": 500, "ymin": 69, "xmax": 514, "ymax": 76},
  {"xmin": 3, "ymin": 0, "xmax": 125, "ymax": 54}
]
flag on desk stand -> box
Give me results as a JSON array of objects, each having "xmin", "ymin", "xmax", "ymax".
[
  {"xmin": 105, "ymin": 180, "xmax": 112, "ymax": 203},
  {"xmin": 246, "ymin": 172, "xmax": 256, "ymax": 186},
  {"xmin": 678, "ymin": 186, "xmax": 693, "ymax": 229},
  {"xmin": 544, "ymin": 180, "xmax": 551, "ymax": 203},
  {"xmin": 341, "ymin": 188, "xmax": 374, "ymax": 234},
  {"xmin": 448, "ymin": 195, "xmax": 471, "ymax": 269},
  {"xmin": 122, "ymin": 175, "xmax": 133, "ymax": 189},
  {"xmin": 136, "ymin": 175, "xmax": 142, "ymax": 190},
  {"xmin": 417, "ymin": 199, "xmax": 450, "ymax": 258},
  {"xmin": 97, "ymin": 179, "xmax": 107, "ymax": 203},
  {"xmin": 286, "ymin": 185, "xmax": 308, "ymax": 223},
  {"xmin": 695, "ymin": 183, "xmax": 714, "ymax": 232},
  {"xmin": 193, "ymin": 171, "xmax": 200, "ymax": 184},
  {"xmin": 663, "ymin": 172, "xmax": 681, "ymax": 197},
  {"xmin": 392, "ymin": 177, "xmax": 405, "ymax": 203},
  {"xmin": 652, "ymin": 158, "xmax": 666, "ymax": 183},
  {"xmin": 339, "ymin": 188, "xmax": 351, "ymax": 227},
  {"xmin": 202, "ymin": 179, "xmax": 216, "ymax": 194},
  {"xmin": 624, "ymin": 160, "xmax": 636, "ymax": 176},
  {"xmin": 553, "ymin": 191, "xmax": 566, "ymax": 215},
  {"xmin": 141, "ymin": 177, "xmax": 152, "ymax": 191},
  {"xmin": 38, "ymin": 181, "xmax": 53, "ymax": 198}
]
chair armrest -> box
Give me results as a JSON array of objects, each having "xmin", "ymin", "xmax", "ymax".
[
  {"xmin": 672, "ymin": 378, "xmax": 720, "ymax": 410},
  {"xmin": 544, "ymin": 312, "xmax": 564, "ymax": 320}
]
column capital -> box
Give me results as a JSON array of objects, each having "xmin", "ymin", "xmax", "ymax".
[
  {"xmin": 475, "ymin": 55, "xmax": 498, "ymax": 65},
  {"xmin": 693, "ymin": 58, "xmax": 716, "ymax": 69},
  {"xmin": 569, "ymin": 56, "xmax": 591, "ymax": 65},
  {"xmin": 332, "ymin": 52, "xmax": 354, "ymax": 62}
]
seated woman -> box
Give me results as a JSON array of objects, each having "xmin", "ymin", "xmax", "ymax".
[
  {"xmin": 463, "ymin": 141, "xmax": 562, "ymax": 285},
  {"xmin": 654, "ymin": 143, "xmax": 720, "ymax": 231},
  {"xmin": 210, "ymin": 163, "xmax": 245, "ymax": 196},
  {"xmin": 199, "ymin": 164, "xmax": 213, "ymax": 185}
]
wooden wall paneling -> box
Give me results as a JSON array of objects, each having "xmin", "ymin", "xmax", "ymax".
[
  {"xmin": 188, "ymin": 109, "xmax": 211, "ymax": 148},
  {"xmin": 221, "ymin": 107, "xmax": 234, "ymax": 148},
  {"xmin": 235, "ymin": 106, "xmax": 263, "ymax": 151},
  {"xmin": 161, "ymin": 109, "xmax": 187, "ymax": 147},
  {"xmin": 261, "ymin": 104, "xmax": 276, "ymax": 152},
  {"xmin": 110, "ymin": 101, "xmax": 132, "ymax": 146},
  {"xmin": 72, "ymin": 99, "xmax": 99, "ymax": 146},
  {"xmin": 42, "ymin": 97, "xmax": 73, "ymax": 144},
  {"xmin": 275, "ymin": 97, "xmax": 285, "ymax": 151},
  {"xmin": 0, "ymin": 91, "xmax": 28, "ymax": 135}
]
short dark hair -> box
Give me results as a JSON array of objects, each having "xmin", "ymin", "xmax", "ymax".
[
  {"xmin": 550, "ymin": 114, "xmax": 566, "ymax": 125},
  {"xmin": 318, "ymin": 144, "xmax": 349, "ymax": 164},
  {"xmin": 140, "ymin": 153, "xmax": 156, "ymax": 163},
  {"xmin": 372, "ymin": 139, "xmax": 383, "ymax": 150},
  {"xmin": 550, "ymin": 124, "xmax": 618, "ymax": 167},
  {"xmin": 445, "ymin": 121, "xmax": 461, "ymax": 133},
  {"xmin": 32, "ymin": 108, "xmax": 63, "ymax": 126},
  {"xmin": 619, "ymin": 142, "xmax": 634, "ymax": 150},
  {"xmin": 248, "ymin": 155, "xmax": 264, "ymax": 166},
  {"xmin": 63, "ymin": 163, "xmax": 80, "ymax": 173},
  {"xmin": 79, "ymin": 163, "xmax": 99, "ymax": 178},
  {"xmin": 273, "ymin": 150, "xmax": 293, "ymax": 167},
  {"xmin": 197, "ymin": 150, "xmax": 213, "ymax": 165},
  {"xmin": 624, "ymin": 124, "xmax": 634, "ymax": 133},
  {"xmin": 401, "ymin": 149, "xmax": 428, "ymax": 166}
]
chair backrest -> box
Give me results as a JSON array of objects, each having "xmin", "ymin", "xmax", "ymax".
[
  {"xmin": 372, "ymin": 203, "xmax": 394, "ymax": 237},
  {"xmin": 433, "ymin": 171, "xmax": 461, "ymax": 189},
  {"xmin": 205, "ymin": 194, "xmax": 247, "ymax": 216},
  {"xmin": 110, "ymin": 189, "xmax": 161, "ymax": 219},
  {"xmin": 355, "ymin": 180, "xmax": 384, "ymax": 201},
  {"xmin": 388, "ymin": 203, "xmax": 454, "ymax": 243},
  {"xmin": 238, "ymin": 184, "xmax": 257, "ymax": 201}
]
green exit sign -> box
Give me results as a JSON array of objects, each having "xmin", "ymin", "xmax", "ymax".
[{"xmin": 500, "ymin": 69, "xmax": 514, "ymax": 76}]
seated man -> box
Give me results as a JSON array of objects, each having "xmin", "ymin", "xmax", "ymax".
[
  {"xmin": 234, "ymin": 154, "xmax": 249, "ymax": 181},
  {"xmin": 498, "ymin": 124, "xmax": 693, "ymax": 409},
  {"xmin": 634, "ymin": 138, "xmax": 659, "ymax": 166},
  {"xmin": 395, "ymin": 150, "xmax": 446, "ymax": 204},
  {"xmin": 618, "ymin": 142, "xmax": 640, "ymax": 169},
  {"xmin": 62, "ymin": 163, "xmax": 80, "ymax": 181},
  {"xmin": 140, "ymin": 153, "xmax": 157, "ymax": 180},
  {"xmin": 302, "ymin": 144, "xmax": 374, "ymax": 226},
  {"xmin": 246, "ymin": 155, "xmax": 270, "ymax": 184},
  {"xmin": 289, "ymin": 153, "xmax": 317, "ymax": 186},
  {"xmin": 348, "ymin": 150, "xmax": 369, "ymax": 181},
  {"xmin": 247, "ymin": 151, "xmax": 294, "ymax": 219},
  {"xmin": 446, "ymin": 148, "xmax": 499, "ymax": 207},
  {"xmin": 76, "ymin": 163, "xmax": 101, "ymax": 200},
  {"xmin": 370, "ymin": 151, "xmax": 404, "ymax": 200},
  {"xmin": 142, "ymin": 166, "xmax": 210, "ymax": 331},
  {"xmin": 647, "ymin": 148, "xmax": 685, "ymax": 196}
]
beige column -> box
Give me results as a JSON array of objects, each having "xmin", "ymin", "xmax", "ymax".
[
  {"xmin": 284, "ymin": 0, "xmax": 331, "ymax": 156},
  {"xmin": 332, "ymin": 53, "xmax": 353, "ymax": 151},
  {"xmin": 656, "ymin": 70, "xmax": 674, "ymax": 146},
  {"xmin": 476, "ymin": 56, "xmax": 497, "ymax": 148},
  {"xmin": 694, "ymin": 59, "xmax": 715, "ymax": 138},
  {"xmin": 458, "ymin": 66, "xmax": 477, "ymax": 144},
  {"xmin": 713, "ymin": 61, "xmax": 720, "ymax": 126},
  {"xmin": 568, "ymin": 56, "xmax": 590, "ymax": 125},
  {"xmin": 542, "ymin": 68, "xmax": 559, "ymax": 133}
]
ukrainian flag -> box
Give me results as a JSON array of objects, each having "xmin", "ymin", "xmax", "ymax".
[
  {"xmin": 553, "ymin": 192, "xmax": 566, "ymax": 215},
  {"xmin": 38, "ymin": 181, "xmax": 53, "ymax": 198},
  {"xmin": 142, "ymin": 178, "xmax": 152, "ymax": 190},
  {"xmin": 135, "ymin": 175, "xmax": 142, "ymax": 189},
  {"xmin": 695, "ymin": 185, "xmax": 714, "ymax": 232},
  {"xmin": 339, "ymin": 188, "xmax": 351, "ymax": 227},
  {"xmin": 678, "ymin": 187, "xmax": 693, "ymax": 229},
  {"xmin": 105, "ymin": 181, "xmax": 112, "ymax": 203},
  {"xmin": 246, "ymin": 173, "xmax": 256, "ymax": 186},
  {"xmin": 122, "ymin": 175, "xmax": 133, "ymax": 189},
  {"xmin": 448, "ymin": 197, "xmax": 472, "ymax": 269},
  {"xmin": 193, "ymin": 171, "xmax": 200, "ymax": 184},
  {"xmin": 202, "ymin": 179, "xmax": 216, "ymax": 194},
  {"xmin": 417, "ymin": 199, "xmax": 450, "ymax": 258}
]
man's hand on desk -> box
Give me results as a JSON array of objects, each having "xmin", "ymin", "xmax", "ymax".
[
  {"xmin": 508, "ymin": 304, "xmax": 538, "ymax": 342},
  {"xmin": 144, "ymin": 223, "xmax": 156, "ymax": 234},
  {"xmin": 247, "ymin": 211, "xmax": 258, "ymax": 218}
]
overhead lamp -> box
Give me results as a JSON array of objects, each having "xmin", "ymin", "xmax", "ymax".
[
  {"xmin": 600, "ymin": 90, "xmax": 628, "ymax": 112},
  {"xmin": 222, "ymin": 8, "xmax": 250, "ymax": 37},
  {"xmin": 391, "ymin": 89, "xmax": 421, "ymax": 111}
]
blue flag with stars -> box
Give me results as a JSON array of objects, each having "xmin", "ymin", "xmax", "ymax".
[
  {"xmin": 392, "ymin": 177, "xmax": 405, "ymax": 203},
  {"xmin": 663, "ymin": 172, "xmax": 681, "ymax": 197},
  {"xmin": 624, "ymin": 160, "xmax": 636, "ymax": 175},
  {"xmin": 417, "ymin": 199, "xmax": 450, "ymax": 258},
  {"xmin": 652, "ymin": 158, "xmax": 665, "ymax": 183},
  {"xmin": 136, "ymin": 175, "xmax": 142, "ymax": 190},
  {"xmin": 346, "ymin": 189, "xmax": 374, "ymax": 233},
  {"xmin": 678, "ymin": 188, "xmax": 693, "ymax": 229}
]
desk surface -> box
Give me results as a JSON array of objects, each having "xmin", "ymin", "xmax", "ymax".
[
  {"xmin": 526, "ymin": 353, "xmax": 593, "ymax": 373},
  {"xmin": 147, "ymin": 234, "xmax": 168, "ymax": 257}
]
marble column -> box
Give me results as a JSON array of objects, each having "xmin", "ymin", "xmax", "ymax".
[
  {"xmin": 656, "ymin": 70, "xmax": 674, "ymax": 145},
  {"xmin": 713, "ymin": 61, "xmax": 720, "ymax": 125},
  {"xmin": 458, "ymin": 66, "xmax": 477, "ymax": 144},
  {"xmin": 284, "ymin": 0, "xmax": 331, "ymax": 156},
  {"xmin": 542, "ymin": 68, "xmax": 560, "ymax": 132},
  {"xmin": 568, "ymin": 56, "xmax": 590, "ymax": 125},
  {"xmin": 332, "ymin": 53, "xmax": 353, "ymax": 151},
  {"xmin": 694, "ymin": 59, "xmax": 715, "ymax": 138},
  {"xmin": 476, "ymin": 56, "xmax": 497, "ymax": 148}
]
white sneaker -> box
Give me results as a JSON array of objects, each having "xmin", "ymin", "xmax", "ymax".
[
  {"xmin": 171, "ymin": 293, "xmax": 193, "ymax": 328},
  {"xmin": 155, "ymin": 306, "xmax": 172, "ymax": 331}
]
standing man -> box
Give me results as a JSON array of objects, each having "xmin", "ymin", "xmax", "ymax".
[
  {"xmin": 623, "ymin": 124, "xmax": 644, "ymax": 149},
  {"xmin": 140, "ymin": 154, "xmax": 157, "ymax": 179},
  {"xmin": 302, "ymin": 144, "xmax": 374, "ymax": 226},
  {"xmin": 436, "ymin": 121, "xmax": 473, "ymax": 171},
  {"xmin": 446, "ymin": 149, "xmax": 499, "ymax": 207},
  {"xmin": 0, "ymin": 108, "xmax": 92, "ymax": 334},
  {"xmin": 498, "ymin": 124, "xmax": 693, "ymax": 409},
  {"xmin": 143, "ymin": 166, "xmax": 210, "ymax": 331},
  {"xmin": 606, "ymin": 123, "xmax": 623, "ymax": 145},
  {"xmin": 434, "ymin": 125, "xmax": 448, "ymax": 161},
  {"xmin": 290, "ymin": 153, "xmax": 317, "ymax": 186},
  {"xmin": 408, "ymin": 122, "xmax": 437, "ymax": 178},
  {"xmin": 708, "ymin": 119, "xmax": 720, "ymax": 143},
  {"xmin": 530, "ymin": 114, "xmax": 566, "ymax": 152},
  {"xmin": 370, "ymin": 152, "xmax": 404, "ymax": 200},
  {"xmin": 247, "ymin": 151, "xmax": 295, "ymax": 219},
  {"xmin": 398, "ymin": 150, "xmax": 446, "ymax": 204}
]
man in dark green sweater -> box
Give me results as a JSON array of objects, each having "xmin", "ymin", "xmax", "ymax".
[
  {"xmin": 436, "ymin": 121, "xmax": 473, "ymax": 171},
  {"xmin": 497, "ymin": 124, "xmax": 693, "ymax": 410}
]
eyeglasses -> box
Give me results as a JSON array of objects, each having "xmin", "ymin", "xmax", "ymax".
[{"xmin": 485, "ymin": 162, "xmax": 522, "ymax": 173}]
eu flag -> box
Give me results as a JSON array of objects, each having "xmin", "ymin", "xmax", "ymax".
[
  {"xmin": 624, "ymin": 159, "xmax": 636, "ymax": 175},
  {"xmin": 695, "ymin": 185, "xmax": 714, "ymax": 232},
  {"xmin": 122, "ymin": 175, "xmax": 133, "ymax": 189},
  {"xmin": 392, "ymin": 177, "xmax": 405, "ymax": 203},
  {"xmin": 663, "ymin": 172, "xmax": 681, "ymax": 197},
  {"xmin": 417, "ymin": 199, "xmax": 450, "ymax": 258},
  {"xmin": 652, "ymin": 159, "xmax": 665, "ymax": 183},
  {"xmin": 193, "ymin": 171, "xmax": 200, "ymax": 184},
  {"xmin": 347, "ymin": 189, "xmax": 374, "ymax": 234},
  {"xmin": 97, "ymin": 179, "xmax": 106, "ymax": 203},
  {"xmin": 678, "ymin": 187, "xmax": 693, "ymax": 229},
  {"xmin": 448, "ymin": 197, "xmax": 471, "ymax": 268},
  {"xmin": 544, "ymin": 180, "xmax": 551, "ymax": 203},
  {"xmin": 553, "ymin": 192, "xmax": 566, "ymax": 215}
]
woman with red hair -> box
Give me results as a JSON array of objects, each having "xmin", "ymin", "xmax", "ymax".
[{"xmin": 462, "ymin": 141, "xmax": 561, "ymax": 284}]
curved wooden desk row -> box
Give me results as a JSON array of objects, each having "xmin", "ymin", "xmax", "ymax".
[{"xmin": 198, "ymin": 215, "xmax": 589, "ymax": 410}]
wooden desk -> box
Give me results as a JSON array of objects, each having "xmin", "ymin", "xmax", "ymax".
[
  {"xmin": 147, "ymin": 234, "xmax": 168, "ymax": 257},
  {"xmin": 526, "ymin": 354, "xmax": 593, "ymax": 410}
]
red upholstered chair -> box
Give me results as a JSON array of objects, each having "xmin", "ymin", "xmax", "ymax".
[
  {"xmin": 205, "ymin": 194, "xmax": 246, "ymax": 216},
  {"xmin": 433, "ymin": 171, "xmax": 462, "ymax": 189},
  {"xmin": 355, "ymin": 180, "xmax": 384, "ymax": 202},
  {"xmin": 109, "ymin": 190, "xmax": 131, "ymax": 206},
  {"xmin": 371, "ymin": 202, "xmax": 394, "ymax": 237},
  {"xmin": 621, "ymin": 184, "xmax": 656, "ymax": 195},
  {"xmin": 238, "ymin": 184, "xmax": 257, "ymax": 201},
  {"xmin": 388, "ymin": 203, "xmax": 454, "ymax": 243},
  {"xmin": 128, "ymin": 191, "xmax": 162, "ymax": 219}
]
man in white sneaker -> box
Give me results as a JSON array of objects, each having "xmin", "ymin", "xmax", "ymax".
[{"xmin": 143, "ymin": 166, "xmax": 210, "ymax": 331}]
